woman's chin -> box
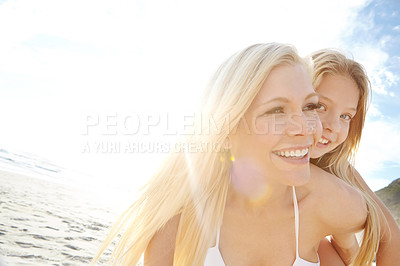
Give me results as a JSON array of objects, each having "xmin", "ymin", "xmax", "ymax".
[
  {"xmin": 281, "ymin": 169, "xmax": 311, "ymax": 187},
  {"xmin": 292, "ymin": 173, "xmax": 311, "ymax": 186},
  {"xmin": 310, "ymin": 148, "xmax": 325, "ymax": 159}
]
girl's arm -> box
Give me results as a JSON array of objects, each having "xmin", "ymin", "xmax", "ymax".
[
  {"xmin": 318, "ymin": 237, "xmax": 346, "ymax": 266},
  {"xmin": 330, "ymin": 233, "xmax": 359, "ymax": 265},
  {"xmin": 350, "ymin": 167, "xmax": 400, "ymax": 266}
]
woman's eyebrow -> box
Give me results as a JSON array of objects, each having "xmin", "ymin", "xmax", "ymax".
[
  {"xmin": 318, "ymin": 95, "xmax": 333, "ymax": 103},
  {"xmin": 305, "ymin": 92, "xmax": 319, "ymax": 100},
  {"xmin": 257, "ymin": 92, "xmax": 318, "ymax": 108},
  {"xmin": 261, "ymin": 97, "xmax": 289, "ymax": 105},
  {"xmin": 255, "ymin": 97, "xmax": 289, "ymax": 108}
]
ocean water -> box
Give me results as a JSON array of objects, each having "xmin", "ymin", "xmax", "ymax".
[
  {"xmin": 0, "ymin": 147, "xmax": 91, "ymax": 187},
  {"xmin": 0, "ymin": 147, "xmax": 118, "ymax": 265}
]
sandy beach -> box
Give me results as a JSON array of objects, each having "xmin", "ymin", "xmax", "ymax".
[{"xmin": 0, "ymin": 170, "xmax": 118, "ymax": 265}]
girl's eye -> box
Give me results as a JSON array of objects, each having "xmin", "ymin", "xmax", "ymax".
[
  {"xmin": 263, "ymin": 107, "xmax": 284, "ymax": 115},
  {"xmin": 303, "ymin": 103, "xmax": 319, "ymax": 111},
  {"xmin": 340, "ymin": 114, "xmax": 352, "ymax": 121}
]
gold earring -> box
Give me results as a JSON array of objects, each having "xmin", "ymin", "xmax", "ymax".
[{"xmin": 223, "ymin": 137, "xmax": 231, "ymax": 150}]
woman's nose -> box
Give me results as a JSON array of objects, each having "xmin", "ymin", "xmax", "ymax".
[{"xmin": 286, "ymin": 112, "xmax": 311, "ymax": 136}]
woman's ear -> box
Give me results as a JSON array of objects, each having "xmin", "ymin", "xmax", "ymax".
[{"xmin": 223, "ymin": 136, "xmax": 232, "ymax": 150}]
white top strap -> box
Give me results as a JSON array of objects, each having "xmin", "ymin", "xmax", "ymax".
[{"xmin": 292, "ymin": 186, "xmax": 300, "ymax": 258}]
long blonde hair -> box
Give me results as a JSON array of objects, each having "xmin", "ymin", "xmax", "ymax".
[
  {"xmin": 310, "ymin": 49, "xmax": 381, "ymax": 265},
  {"xmin": 93, "ymin": 43, "xmax": 309, "ymax": 265}
]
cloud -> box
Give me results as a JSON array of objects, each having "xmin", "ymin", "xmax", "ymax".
[
  {"xmin": 356, "ymin": 118, "xmax": 400, "ymax": 178},
  {"xmin": 348, "ymin": 43, "xmax": 399, "ymax": 96},
  {"xmin": 338, "ymin": 3, "xmax": 400, "ymax": 97},
  {"xmin": 367, "ymin": 103, "xmax": 384, "ymax": 118}
]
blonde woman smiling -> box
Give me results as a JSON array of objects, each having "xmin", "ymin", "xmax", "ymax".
[{"xmin": 94, "ymin": 43, "xmax": 371, "ymax": 265}]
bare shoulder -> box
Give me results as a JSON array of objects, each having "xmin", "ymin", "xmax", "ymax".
[
  {"xmin": 144, "ymin": 214, "xmax": 180, "ymax": 265},
  {"xmin": 308, "ymin": 164, "xmax": 367, "ymax": 235}
]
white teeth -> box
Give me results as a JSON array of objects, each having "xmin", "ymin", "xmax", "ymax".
[
  {"xmin": 319, "ymin": 138, "xmax": 329, "ymax": 144},
  {"xmin": 274, "ymin": 148, "xmax": 308, "ymax": 159}
]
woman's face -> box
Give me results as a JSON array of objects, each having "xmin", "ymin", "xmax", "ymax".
[
  {"xmin": 311, "ymin": 74, "xmax": 360, "ymax": 158},
  {"xmin": 229, "ymin": 64, "xmax": 321, "ymax": 191}
]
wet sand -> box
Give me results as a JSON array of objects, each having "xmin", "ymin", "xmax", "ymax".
[{"xmin": 0, "ymin": 170, "xmax": 117, "ymax": 265}]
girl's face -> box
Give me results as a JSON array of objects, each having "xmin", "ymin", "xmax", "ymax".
[
  {"xmin": 229, "ymin": 63, "xmax": 322, "ymax": 192},
  {"xmin": 311, "ymin": 74, "xmax": 360, "ymax": 158}
]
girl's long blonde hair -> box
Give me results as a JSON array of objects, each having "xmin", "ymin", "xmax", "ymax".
[
  {"xmin": 310, "ymin": 49, "xmax": 381, "ymax": 265},
  {"xmin": 93, "ymin": 43, "xmax": 309, "ymax": 265}
]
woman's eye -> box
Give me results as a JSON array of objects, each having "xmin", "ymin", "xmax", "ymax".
[
  {"xmin": 315, "ymin": 103, "xmax": 326, "ymax": 111},
  {"xmin": 263, "ymin": 107, "xmax": 284, "ymax": 115},
  {"xmin": 303, "ymin": 103, "xmax": 319, "ymax": 111},
  {"xmin": 340, "ymin": 114, "xmax": 352, "ymax": 121}
]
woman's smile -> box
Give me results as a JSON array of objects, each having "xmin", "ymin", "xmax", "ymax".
[{"xmin": 272, "ymin": 145, "xmax": 311, "ymax": 164}]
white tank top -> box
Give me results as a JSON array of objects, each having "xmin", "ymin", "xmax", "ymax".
[{"xmin": 204, "ymin": 186, "xmax": 320, "ymax": 266}]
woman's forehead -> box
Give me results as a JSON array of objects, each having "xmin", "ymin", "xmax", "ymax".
[{"xmin": 251, "ymin": 64, "xmax": 314, "ymax": 106}]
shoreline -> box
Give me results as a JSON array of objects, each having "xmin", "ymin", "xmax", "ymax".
[{"xmin": 0, "ymin": 169, "xmax": 116, "ymax": 265}]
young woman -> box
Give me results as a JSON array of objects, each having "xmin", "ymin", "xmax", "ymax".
[
  {"xmin": 93, "ymin": 43, "xmax": 371, "ymax": 265},
  {"xmin": 310, "ymin": 49, "xmax": 400, "ymax": 265}
]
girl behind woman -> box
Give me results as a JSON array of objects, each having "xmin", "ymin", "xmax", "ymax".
[{"xmin": 310, "ymin": 49, "xmax": 400, "ymax": 265}]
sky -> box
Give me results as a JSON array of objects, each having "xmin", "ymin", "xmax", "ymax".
[{"xmin": 0, "ymin": 0, "xmax": 399, "ymax": 196}]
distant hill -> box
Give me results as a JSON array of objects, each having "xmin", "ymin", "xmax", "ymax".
[{"xmin": 376, "ymin": 178, "xmax": 400, "ymax": 225}]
